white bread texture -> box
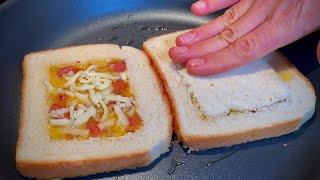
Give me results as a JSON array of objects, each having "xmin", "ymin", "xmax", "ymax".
[
  {"xmin": 143, "ymin": 31, "xmax": 316, "ymax": 151},
  {"xmin": 16, "ymin": 44, "xmax": 172, "ymax": 179}
]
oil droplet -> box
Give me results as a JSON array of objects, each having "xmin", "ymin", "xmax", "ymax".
[
  {"xmin": 139, "ymin": 25, "xmax": 151, "ymax": 31},
  {"xmin": 187, "ymin": 149, "xmax": 192, "ymax": 154},
  {"xmin": 123, "ymin": 24, "xmax": 127, "ymax": 27},
  {"xmin": 155, "ymin": 26, "xmax": 168, "ymax": 31},
  {"xmin": 167, "ymin": 159, "xmax": 185, "ymax": 175},
  {"xmin": 204, "ymin": 151, "xmax": 236, "ymax": 166}
]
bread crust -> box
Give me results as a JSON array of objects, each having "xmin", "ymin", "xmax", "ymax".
[
  {"xmin": 17, "ymin": 150, "xmax": 150, "ymax": 179},
  {"xmin": 136, "ymin": 49, "xmax": 173, "ymax": 146},
  {"xmin": 17, "ymin": 44, "xmax": 172, "ymax": 179},
  {"xmin": 16, "ymin": 57, "xmax": 28, "ymax": 154},
  {"xmin": 182, "ymin": 117, "xmax": 302, "ymax": 150},
  {"xmin": 142, "ymin": 46, "xmax": 181, "ymax": 142}
]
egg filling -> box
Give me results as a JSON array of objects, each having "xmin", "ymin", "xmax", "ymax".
[{"xmin": 45, "ymin": 59, "xmax": 142, "ymax": 140}]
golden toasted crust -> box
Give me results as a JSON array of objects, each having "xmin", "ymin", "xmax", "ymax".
[
  {"xmin": 183, "ymin": 117, "xmax": 302, "ymax": 150},
  {"xmin": 17, "ymin": 150, "xmax": 150, "ymax": 179}
]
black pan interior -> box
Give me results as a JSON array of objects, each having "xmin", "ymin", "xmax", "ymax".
[{"xmin": 0, "ymin": 0, "xmax": 319, "ymax": 179}]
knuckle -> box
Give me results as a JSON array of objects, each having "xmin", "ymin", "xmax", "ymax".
[
  {"xmin": 221, "ymin": 7, "xmax": 239, "ymax": 26},
  {"xmin": 232, "ymin": 38, "xmax": 254, "ymax": 57},
  {"xmin": 218, "ymin": 28, "xmax": 238, "ymax": 44}
]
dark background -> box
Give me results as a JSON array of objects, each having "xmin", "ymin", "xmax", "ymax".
[{"xmin": 0, "ymin": 0, "xmax": 319, "ymax": 180}]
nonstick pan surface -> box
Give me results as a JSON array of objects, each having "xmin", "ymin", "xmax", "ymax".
[{"xmin": 0, "ymin": 0, "xmax": 319, "ymax": 179}]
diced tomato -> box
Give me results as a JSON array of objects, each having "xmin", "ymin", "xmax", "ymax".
[
  {"xmin": 64, "ymin": 112, "xmax": 71, "ymax": 119},
  {"xmin": 129, "ymin": 116, "xmax": 138, "ymax": 126},
  {"xmin": 107, "ymin": 101, "xmax": 116, "ymax": 110},
  {"xmin": 111, "ymin": 61, "xmax": 126, "ymax": 72},
  {"xmin": 57, "ymin": 67, "xmax": 78, "ymax": 77},
  {"xmin": 58, "ymin": 93, "xmax": 67, "ymax": 100},
  {"xmin": 126, "ymin": 113, "xmax": 142, "ymax": 132},
  {"xmin": 50, "ymin": 103, "xmax": 66, "ymax": 112},
  {"xmin": 112, "ymin": 80, "xmax": 128, "ymax": 95},
  {"xmin": 87, "ymin": 121, "xmax": 101, "ymax": 137}
]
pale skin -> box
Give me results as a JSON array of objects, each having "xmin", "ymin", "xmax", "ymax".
[{"xmin": 169, "ymin": 0, "xmax": 320, "ymax": 76}]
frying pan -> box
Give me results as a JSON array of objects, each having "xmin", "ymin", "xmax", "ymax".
[{"xmin": 0, "ymin": 0, "xmax": 319, "ymax": 179}]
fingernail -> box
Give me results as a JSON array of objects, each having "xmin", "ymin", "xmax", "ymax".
[
  {"xmin": 172, "ymin": 46, "xmax": 188, "ymax": 54},
  {"xmin": 179, "ymin": 33, "xmax": 196, "ymax": 44},
  {"xmin": 194, "ymin": 1, "xmax": 206, "ymax": 9},
  {"xmin": 189, "ymin": 58, "xmax": 205, "ymax": 67}
]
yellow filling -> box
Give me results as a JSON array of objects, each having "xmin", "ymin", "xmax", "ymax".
[
  {"xmin": 279, "ymin": 70, "xmax": 293, "ymax": 81},
  {"xmin": 47, "ymin": 59, "xmax": 142, "ymax": 140}
]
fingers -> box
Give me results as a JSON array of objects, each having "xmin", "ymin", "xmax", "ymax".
[
  {"xmin": 174, "ymin": 0, "xmax": 252, "ymax": 46},
  {"xmin": 186, "ymin": 20, "xmax": 287, "ymax": 76},
  {"xmin": 169, "ymin": 2, "xmax": 267, "ymax": 64},
  {"xmin": 191, "ymin": 0, "xmax": 240, "ymax": 16}
]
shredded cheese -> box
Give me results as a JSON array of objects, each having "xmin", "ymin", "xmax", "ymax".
[
  {"xmin": 48, "ymin": 60, "xmax": 141, "ymax": 139},
  {"xmin": 99, "ymin": 99, "xmax": 108, "ymax": 122},
  {"xmin": 104, "ymin": 95, "xmax": 131, "ymax": 106},
  {"xmin": 44, "ymin": 80, "xmax": 55, "ymax": 92},
  {"xmin": 101, "ymin": 86, "xmax": 113, "ymax": 96},
  {"xmin": 89, "ymin": 89, "xmax": 100, "ymax": 107},
  {"xmin": 63, "ymin": 71, "xmax": 83, "ymax": 87},
  {"xmin": 50, "ymin": 119, "xmax": 72, "ymax": 126},
  {"xmin": 50, "ymin": 108, "xmax": 70, "ymax": 119},
  {"xmin": 74, "ymin": 106, "xmax": 96, "ymax": 126},
  {"xmin": 57, "ymin": 128, "xmax": 89, "ymax": 136},
  {"xmin": 69, "ymin": 101, "xmax": 77, "ymax": 123},
  {"xmin": 114, "ymin": 105, "xmax": 129, "ymax": 128},
  {"xmin": 75, "ymin": 92, "xmax": 93, "ymax": 106},
  {"xmin": 98, "ymin": 118, "xmax": 115, "ymax": 129},
  {"xmin": 77, "ymin": 84, "xmax": 95, "ymax": 91},
  {"xmin": 120, "ymin": 72, "xmax": 128, "ymax": 81},
  {"xmin": 96, "ymin": 80, "xmax": 112, "ymax": 90}
]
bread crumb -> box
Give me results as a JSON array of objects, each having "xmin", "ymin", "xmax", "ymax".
[
  {"xmin": 283, "ymin": 144, "xmax": 287, "ymax": 147},
  {"xmin": 187, "ymin": 149, "xmax": 191, "ymax": 154}
]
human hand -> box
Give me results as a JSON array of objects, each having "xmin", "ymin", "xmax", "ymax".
[{"xmin": 169, "ymin": 0, "xmax": 320, "ymax": 76}]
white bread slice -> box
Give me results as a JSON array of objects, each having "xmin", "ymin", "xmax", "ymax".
[
  {"xmin": 143, "ymin": 31, "xmax": 316, "ymax": 150},
  {"xmin": 16, "ymin": 44, "xmax": 172, "ymax": 179}
]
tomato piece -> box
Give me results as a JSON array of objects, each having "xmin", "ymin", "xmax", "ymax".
[
  {"xmin": 126, "ymin": 113, "xmax": 142, "ymax": 132},
  {"xmin": 112, "ymin": 80, "xmax": 128, "ymax": 95},
  {"xmin": 58, "ymin": 93, "xmax": 67, "ymax": 100},
  {"xmin": 87, "ymin": 120, "xmax": 101, "ymax": 136},
  {"xmin": 50, "ymin": 103, "xmax": 66, "ymax": 112},
  {"xmin": 64, "ymin": 112, "xmax": 71, "ymax": 119},
  {"xmin": 107, "ymin": 101, "xmax": 116, "ymax": 110},
  {"xmin": 57, "ymin": 67, "xmax": 78, "ymax": 77},
  {"xmin": 111, "ymin": 61, "xmax": 126, "ymax": 72},
  {"xmin": 129, "ymin": 116, "xmax": 138, "ymax": 126}
]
